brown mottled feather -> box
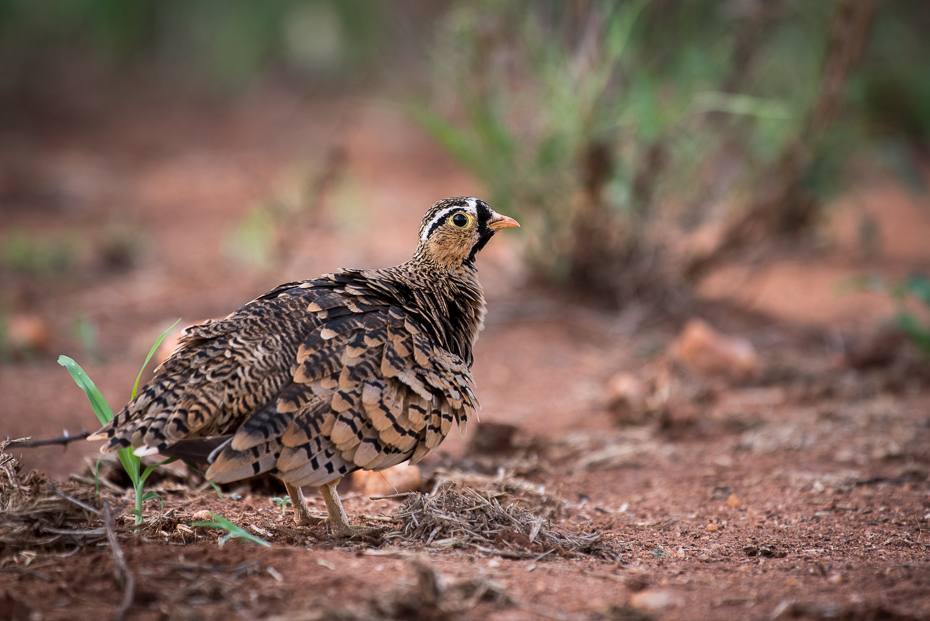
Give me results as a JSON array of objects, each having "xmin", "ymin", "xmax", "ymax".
[{"xmin": 88, "ymin": 197, "xmax": 516, "ymax": 495}]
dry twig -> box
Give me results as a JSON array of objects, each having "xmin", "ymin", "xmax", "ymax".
[
  {"xmin": 103, "ymin": 500, "xmax": 135, "ymax": 621},
  {"xmin": 12, "ymin": 430, "xmax": 90, "ymax": 448}
]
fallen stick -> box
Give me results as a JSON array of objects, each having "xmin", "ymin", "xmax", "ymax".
[{"xmin": 102, "ymin": 500, "xmax": 135, "ymax": 621}]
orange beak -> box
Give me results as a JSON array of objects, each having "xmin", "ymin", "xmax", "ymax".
[{"xmin": 488, "ymin": 214, "xmax": 520, "ymax": 231}]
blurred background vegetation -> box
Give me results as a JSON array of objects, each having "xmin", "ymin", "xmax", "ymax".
[
  {"xmin": 421, "ymin": 0, "xmax": 930, "ymax": 307},
  {"xmin": 0, "ymin": 0, "xmax": 394, "ymax": 91},
  {"xmin": 1, "ymin": 0, "xmax": 929, "ymax": 311}
]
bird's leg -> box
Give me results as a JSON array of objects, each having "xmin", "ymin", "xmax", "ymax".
[
  {"xmin": 318, "ymin": 478, "xmax": 355, "ymax": 538},
  {"xmin": 284, "ymin": 481, "xmax": 323, "ymax": 527}
]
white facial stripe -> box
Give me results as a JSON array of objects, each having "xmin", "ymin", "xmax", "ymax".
[{"xmin": 420, "ymin": 199, "xmax": 479, "ymax": 241}]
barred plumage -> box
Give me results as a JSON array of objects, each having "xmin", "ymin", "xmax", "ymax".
[{"xmin": 88, "ymin": 196, "xmax": 519, "ymax": 536}]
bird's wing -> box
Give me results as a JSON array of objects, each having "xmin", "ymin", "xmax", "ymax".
[
  {"xmin": 207, "ymin": 303, "xmax": 478, "ymax": 487},
  {"xmin": 88, "ymin": 284, "xmax": 325, "ymax": 454}
]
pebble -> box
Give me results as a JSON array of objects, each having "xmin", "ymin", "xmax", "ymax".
[
  {"xmin": 191, "ymin": 509, "xmax": 213, "ymax": 521},
  {"xmin": 604, "ymin": 371, "xmax": 649, "ymax": 425},
  {"xmin": 629, "ymin": 589, "xmax": 683, "ymax": 610},
  {"xmin": 6, "ymin": 314, "xmax": 50, "ymax": 354},
  {"xmin": 673, "ymin": 318, "xmax": 758, "ymax": 381},
  {"xmin": 351, "ymin": 463, "xmax": 422, "ymax": 496}
]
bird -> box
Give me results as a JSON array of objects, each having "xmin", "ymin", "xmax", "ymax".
[{"xmin": 88, "ymin": 197, "xmax": 519, "ymax": 536}]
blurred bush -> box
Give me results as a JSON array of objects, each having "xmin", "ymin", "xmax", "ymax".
[
  {"xmin": 0, "ymin": 0, "xmax": 389, "ymax": 91},
  {"xmin": 1, "ymin": 229, "xmax": 81, "ymax": 277},
  {"xmin": 420, "ymin": 0, "xmax": 930, "ymax": 307}
]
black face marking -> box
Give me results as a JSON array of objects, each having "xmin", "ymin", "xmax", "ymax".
[{"xmin": 465, "ymin": 200, "xmax": 495, "ymax": 266}]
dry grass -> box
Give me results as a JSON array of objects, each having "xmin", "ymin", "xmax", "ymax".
[
  {"xmin": 385, "ymin": 477, "xmax": 626, "ymax": 563},
  {"xmin": 0, "ymin": 438, "xmax": 104, "ymax": 555}
]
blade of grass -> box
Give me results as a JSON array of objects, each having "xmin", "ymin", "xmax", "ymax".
[
  {"xmin": 58, "ymin": 355, "xmax": 114, "ymax": 425},
  {"xmin": 185, "ymin": 461, "xmax": 224, "ymax": 499},
  {"xmin": 133, "ymin": 319, "xmax": 180, "ymax": 400},
  {"xmin": 191, "ymin": 513, "xmax": 271, "ymax": 547},
  {"xmin": 58, "ymin": 355, "xmax": 140, "ymax": 488},
  {"xmin": 140, "ymin": 458, "xmax": 177, "ymax": 486}
]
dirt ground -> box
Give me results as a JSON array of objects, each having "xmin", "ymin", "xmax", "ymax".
[{"xmin": 2, "ymin": 83, "xmax": 930, "ymax": 620}]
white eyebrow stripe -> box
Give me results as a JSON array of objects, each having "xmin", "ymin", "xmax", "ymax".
[{"xmin": 420, "ymin": 200, "xmax": 478, "ymax": 241}]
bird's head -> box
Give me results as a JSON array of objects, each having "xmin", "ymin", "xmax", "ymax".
[{"xmin": 415, "ymin": 197, "xmax": 520, "ymax": 270}]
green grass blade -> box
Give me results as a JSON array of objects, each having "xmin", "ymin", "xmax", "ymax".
[
  {"xmin": 57, "ymin": 355, "xmax": 114, "ymax": 425},
  {"xmin": 93, "ymin": 457, "xmax": 104, "ymax": 494},
  {"xmin": 116, "ymin": 449, "xmax": 140, "ymax": 487},
  {"xmin": 133, "ymin": 319, "xmax": 181, "ymax": 400},
  {"xmin": 140, "ymin": 458, "xmax": 177, "ymax": 486},
  {"xmin": 904, "ymin": 274, "xmax": 930, "ymax": 307},
  {"xmin": 191, "ymin": 513, "xmax": 271, "ymax": 547},
  {"xmin": 185, "ymin": 461, "xmax": 224, "ymax": 499}
]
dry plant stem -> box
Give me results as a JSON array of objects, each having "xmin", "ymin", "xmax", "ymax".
[
  {"xmin": 274, "ymin": 146, "xmax": 346, "ymax": 271},
  {"xmin": 15, "ymin": 430, "xmax": 90, "ymax": 448},
  {"xmin": 50, "ymin": 483, "xmax": 101, "ymax": 516},
  {"xmin": 167, "ymin": 561, "xmax": 260, "ymax": 574},
  {"xmin": 685, "ymin": 0, "xmax": 877, "ymax": 282},
  {"xmin": 284, "ymin": 481, "xmax": 322, "ymax": 527},
  {"xmin": 102, "ymin": 500, "xmax": 135, "ymax": 621}
]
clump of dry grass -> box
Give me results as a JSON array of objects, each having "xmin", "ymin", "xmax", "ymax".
[
  {"xmin": 385, "ymin": 480, "xmax": 625, "ymax": 562},
  {"xmin": 0, "ymin": 438, "xmax": 104, "ymax": 553},
  {"xmin": 425, "ymin": 468, "xmax": 571, "ymax": 519}
]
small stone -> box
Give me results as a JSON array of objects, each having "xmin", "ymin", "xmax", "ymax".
[
  {"xmin": 6, "ymin": 314, "xmax": 50, "ymax": 355},
  {"xmin": 605, "ymin": 371, "xmax": 649, "ymax": 425},
  {"xmin": 727, "ymin": 493, "xmax": 741, "ymax": 508},
  {"xmin": 351, "ymin": 463, "xmax": 422, "ymax": 496},
  {"xmin": 673, "ymin": 319, "xmax": 758, "ymax": 382},
  {"xmin": 827, "ymin": 572, "xmax": 843, "ymax": 585},
  {"xmin": 191, "ymin": 509, "xmax": 213, "ymax": 522},
  {"xmin": 629, "ymin": 589, "xmax": 683, "ymax": 610},
  {"xmin": 706, "ymin": 524, "xmax": 718, "ymax": 532}
]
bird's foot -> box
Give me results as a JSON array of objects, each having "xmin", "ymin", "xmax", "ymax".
[
  {"xmin": 294, "ymin": 509, "xmax": 326, "ymax": 527},
  {"xmin": 317, "ymin": 479, "xmax": 380, "ymax": 538},
  {"xmin": 327, "ymin": 520, "xmax": 381, "ymax": 539},
  {"xmin": 285, "ymin": 482, "xmax": 324, "ymax": 527}
]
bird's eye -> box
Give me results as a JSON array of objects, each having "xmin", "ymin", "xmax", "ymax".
[{"xmin": 450, "ymin": 212, "xmax": 471, "ymax": 228}]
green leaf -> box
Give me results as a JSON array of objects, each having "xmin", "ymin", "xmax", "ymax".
[
  {"xmin": 691, "ymin": 92, "xmax": 793, "ymax": 120},
  {"xmin": 898, "ymin": 313, "xmax": 930, "ymax": 355},
  {"xmin": 185, "ymin": 461, "xmax": 224, "ymax": 499},
  {"xmin": 140, "ymin": 458, "xmax": 176, "ymax": 485},
  {"xmin": 57, "ymin": 355, "xmax": 114, "ymax": 425},
  {"xmin": 141, "ymin": 491, "xmax": 160, "ymax": 502},
  {"xmin": 604, "ymin": 0, "xmax": 649, "ymax": 61},
  {"xmin": 191, "ymin": 513, "xmax": 271, "ymax": 547},
  {"xmin": 904, "ymin": 274, "xmax": 930, "ymax": 307},
  {"xmin": 116, "ymin": 448, "xmax": 141, "ymax": 487},
  {"xmin": 93, "ymin": 457, "xmax": 104, "ymax": 494},
  {"xmin": 133, "ymin": 319, "xmax": 181, "ymax": 400}
]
